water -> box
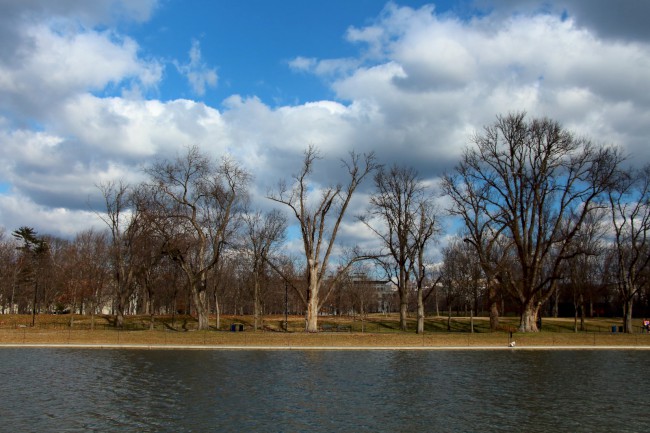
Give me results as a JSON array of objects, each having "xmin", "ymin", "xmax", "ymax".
[{"xmin": 0, "ymin": 349, "xmax": 647, "ymax": 432}]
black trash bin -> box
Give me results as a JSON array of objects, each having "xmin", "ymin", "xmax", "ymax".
[
  {"xmin": 618, "ymin": 326, "xmax": 624, "ymax": 333},
  {"xmin": 238, "ymin": 324, "xmax": 244, "ymax": 332}
]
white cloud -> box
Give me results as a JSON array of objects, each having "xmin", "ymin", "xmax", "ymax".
[
  {"xmin": 2, "ymin": 0, "xmax": 650, "ymax": 253},
  {"xmin": 288, "ymin": 56, "xmax": 360, "ymax": 78},
  {"xmin": 0, "ymin": 193, "xmax": 104, "ymax": 239},
  {"xmin": 175, "ymin": 39, "xmax": 218, "ymax": 96},
  {"xmin": 0, "ymin": 20, "xmax": 162, "ymax": 121}
]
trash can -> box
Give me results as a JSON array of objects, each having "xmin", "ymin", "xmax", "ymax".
[
  {"xmin": 230, "ymin": 324, "xmax": 236, "ymax": 332},
  {"xmin": 611, "ymin": 326, "xmax": 617, "ymax": 333},
  {"xmin": 618, "ymin": 326, "xmax": 623, "ymax": 333},
  {"xmin": 238, "ymin": 324, "xmax": 244, "ymax": 332}
]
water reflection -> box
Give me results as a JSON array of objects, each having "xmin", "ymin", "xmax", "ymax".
[{"xmin": 0, "ymin": 349, "xmax": 647, "ymax": 432}]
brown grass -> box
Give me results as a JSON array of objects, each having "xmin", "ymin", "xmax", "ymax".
[{"xmin": 0, "ymin": 314, "xmax": 648, "ymax": 348}]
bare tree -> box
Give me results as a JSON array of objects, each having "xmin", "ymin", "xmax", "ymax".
[
  {"xmin": 0, "ymin": 230, "xmax": 18, "ymax": 314},
  {"xmin": 145, "ymin": 145, "xmax": 250, "ymax": 330},
  {"xmin": 561, "ymin": 211, "xmax": 606, "ymax": 332},
  {"xmin": 442, "ymin": 160, "xmax": 511, "ymax": 331},
  {"xmin": 409, "ymin": 200, "xmax": 440, "ymax": 334},
  {"xmin": 268, "ymin": 145, "xmax": 378, "ymax": 332},
  {"xmin": 97, "ymin": 180, "xmax": 145, "ymax": 328},
  {"xmin": 441, "ymin": 237, "xmax": 483, "ymax": 332},
  {"xmin": 361, "ymin": 164, "xmax": 432, "ymax": 331},
  {"xmin": 607, "ymin": 164, "xmax": 650, "ymax": 333},
  {"xmin": 68, "ymin": 229, "xmax": 110, "ymax": 327},
  {"xmin": 243, "ymin": 209, "xmax": 287, "ymax": 330},
  {"xmin": 444, "ymin": 112, "xmax": 621, "ymax": 332}
]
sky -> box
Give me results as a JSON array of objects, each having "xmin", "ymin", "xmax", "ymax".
[{"xmin": 1, "ymin": 0, "xmax": 650, "ymax": 257}]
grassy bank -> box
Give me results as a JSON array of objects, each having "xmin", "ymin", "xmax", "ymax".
[{"xmin": 1, "ymin": 313, "xmax": 649, "ymax": 348}]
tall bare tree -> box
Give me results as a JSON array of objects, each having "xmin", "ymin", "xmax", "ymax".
[
  {"xmin": 68, "ymin": 229, "xmax": 110, "ymax": 327},
  {"xmin": 97, "ymin": 180, "xmax": 145, "ymax": 328},
  {"xmin": 243, "ymin": 209, "xmax": 287, "ymax": 330},
  {"xmin": 0, "ymin": 230, "xmax": 18, "ymax": 313},
  {"xmin": 361, "ymin": 164, "xmax": 437, "ymax": 331},
  {"xmin": 409, "ymin": 200, "xmax": 440, "ymax": 334},
  {"xmin": 561, "ymin": 211, "xmax": 606, "ymax": 332},
  {"xmin": 444, "ymin": 112, "xmax": 621, "ymax": 332},
  {"xmin": 268, "ymin": 145, "xmax": 378, "ymax": 332},
  {"xmin": 442, "ymin": 159, "xmax": 511, "ymax": 331},
  {"xmin": 607, "ymin": 164, "xmax": 650, "ymax": 333},
  {"xmin": 145, "ymin": 145, "xmax": 250, "ymax": 330},
  {"xmin": 441, "ymin": 237, "xmax": 483, "ymax": 332}
]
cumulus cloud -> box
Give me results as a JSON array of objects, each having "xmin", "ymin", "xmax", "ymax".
[
  {"xmin": 1, "ymin": 0, "xmax": 650, "ymax": 252},
  {"xmin": 473, "ymin": 0, "xmax": 650, "ymax": 42},
  {"xmin": 0, "ymin": 6, "xmax": 162, "ymax": 122},
  {"xmin": 175, "ymin": 39, "xmax": 218, "ymax": 96}
]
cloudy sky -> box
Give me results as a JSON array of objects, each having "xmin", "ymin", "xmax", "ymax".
[{"xmin": 1, "ymin": 0, "xmax": 649, "ymax": 252}]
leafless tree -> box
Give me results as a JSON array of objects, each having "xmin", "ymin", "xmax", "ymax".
[
  {"xmin": 607, "ymin": 164, "xmax": 650, "ymax": 333},
  {"xmin": 242, "ymin": 209, "xmax": 287, "ymax": 330},
  {"xmin": 64, "ymin": 229, "xmax": 110, "ymax": 327},
  {"xmin": 444, "ymin": 112, "xmax": 621, "ymax": 332},
  {"xmin": 268, "ymin": 145, "xmax": 378, "ymax": 332},
  {"xmin": 97, "ymin": 180, "xmax": 146, "ymax": 328},
  {"xmin": 560, "ymin": 211, "xmax": 606, "ymax": 332},
  {"xmin": 144, "ymin": 145, "xmax": 250, "ymax": 330},
  {"xmin": 441, "ymin": 237, "xmax": 483, "ymax": 332},
  {"xmin": 409, "ymin": 200, "xmax": 440, "ymax": 334},
  {"xmin": 442, "ymin": 161, "xmax": 512, "ymax": 331},
  {"xmin": 0, "ymin": 230, "xmax": 19, "ymax": 314},
  {"xmin": 361, "ymin": 164, "xmax": 436, "ymax": 331}
]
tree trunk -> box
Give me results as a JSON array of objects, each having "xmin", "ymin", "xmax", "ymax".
[
  {"xmin": 489, "ymin": 301, "xmax": 499, "ymax": 331},
  {"xmin": 488, "ymin": 285, "xmax": 499, "ymax": 331},
  {"xmin": 193, "ymin": 287, "xmax": 210, "ymax": 330},
  {"xmin": 434, "ymin": 287, "xmax": 440, "ymax": 317},
  {"xmin": 305, "ymin": 263, "xmax": 319, "ymax": 332},
  {"xmin": 396, "ymin": 263, "xmax": 409, "ymax": 331},
  {"xmin": 579, "ymin": 293, "xmax": 585, "ymax": 331},
  {"xmin": 416, "ymin": 287, "xmax": 424, "ymax": 334},
  {"xmin": 306, "ymin": 294, "xmax": 319, "ymax": 332},
  {"xmin": 115, "ymin": 291, "xmax": 128, "ymax": 328},
  {"xmin": 624, "ymin": 297, "xmax": 634, "ymax": 334},
  {"xmin": 214, "ymin": 291, "xmax": 221, "ymax": 330},
  {"xmin": 149, "ymin": 292, "xmax": 155, "ymax": 331},
  {"xmin": 470, "ymin": 308, "xmax": 474, "ymax": 333},
  {"xmin": 400, "ymin": 297, "xmax": 408, "ymax": 331},
  {"xmin": 519, "ymin": 301, "xmax": 540, "ymax": 332},
  {"xmin": 253, "ymin": 278, "xmax": 262, "ymax": 331}
]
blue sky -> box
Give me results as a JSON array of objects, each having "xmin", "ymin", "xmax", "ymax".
[
  {"xmin": 1, "ymin": 0, "xmax": 650, "ymax": 256},
  {"xmin": 126, "ymin": 0, "xmax": 466, "ymax": 106}
]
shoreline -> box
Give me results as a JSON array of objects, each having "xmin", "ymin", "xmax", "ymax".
[{"xmin": 2, "ymin": 343, "xmax": 650, "ymax": 350}]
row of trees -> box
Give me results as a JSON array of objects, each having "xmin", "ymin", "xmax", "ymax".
[{"xmin": 1, "ymin": 112, "xmax": 649, "ymax": 332}]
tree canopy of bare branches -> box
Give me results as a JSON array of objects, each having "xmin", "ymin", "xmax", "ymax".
[
  {"xmin": 607, "ymin": 164, "xmax": 650, "ymax": 333},
  {"xmin": 144, "ymin": 145, "xmax": 250, "ymax": 330},
  {"xmin": 268, "ymin": 145, "xmax": 378, "ymax": 332},
  {"xmin": 361, "ymin": 164, "xmax": 439, "ymax": 332},
  {"xmin": 443, "ymin": 112, "xmax": 621, "ymax": 332}
]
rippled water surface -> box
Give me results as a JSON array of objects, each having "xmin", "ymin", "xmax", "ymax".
[{"xmin": 0, "ymin": 349, "xmax": 648, "ymax": 432}]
